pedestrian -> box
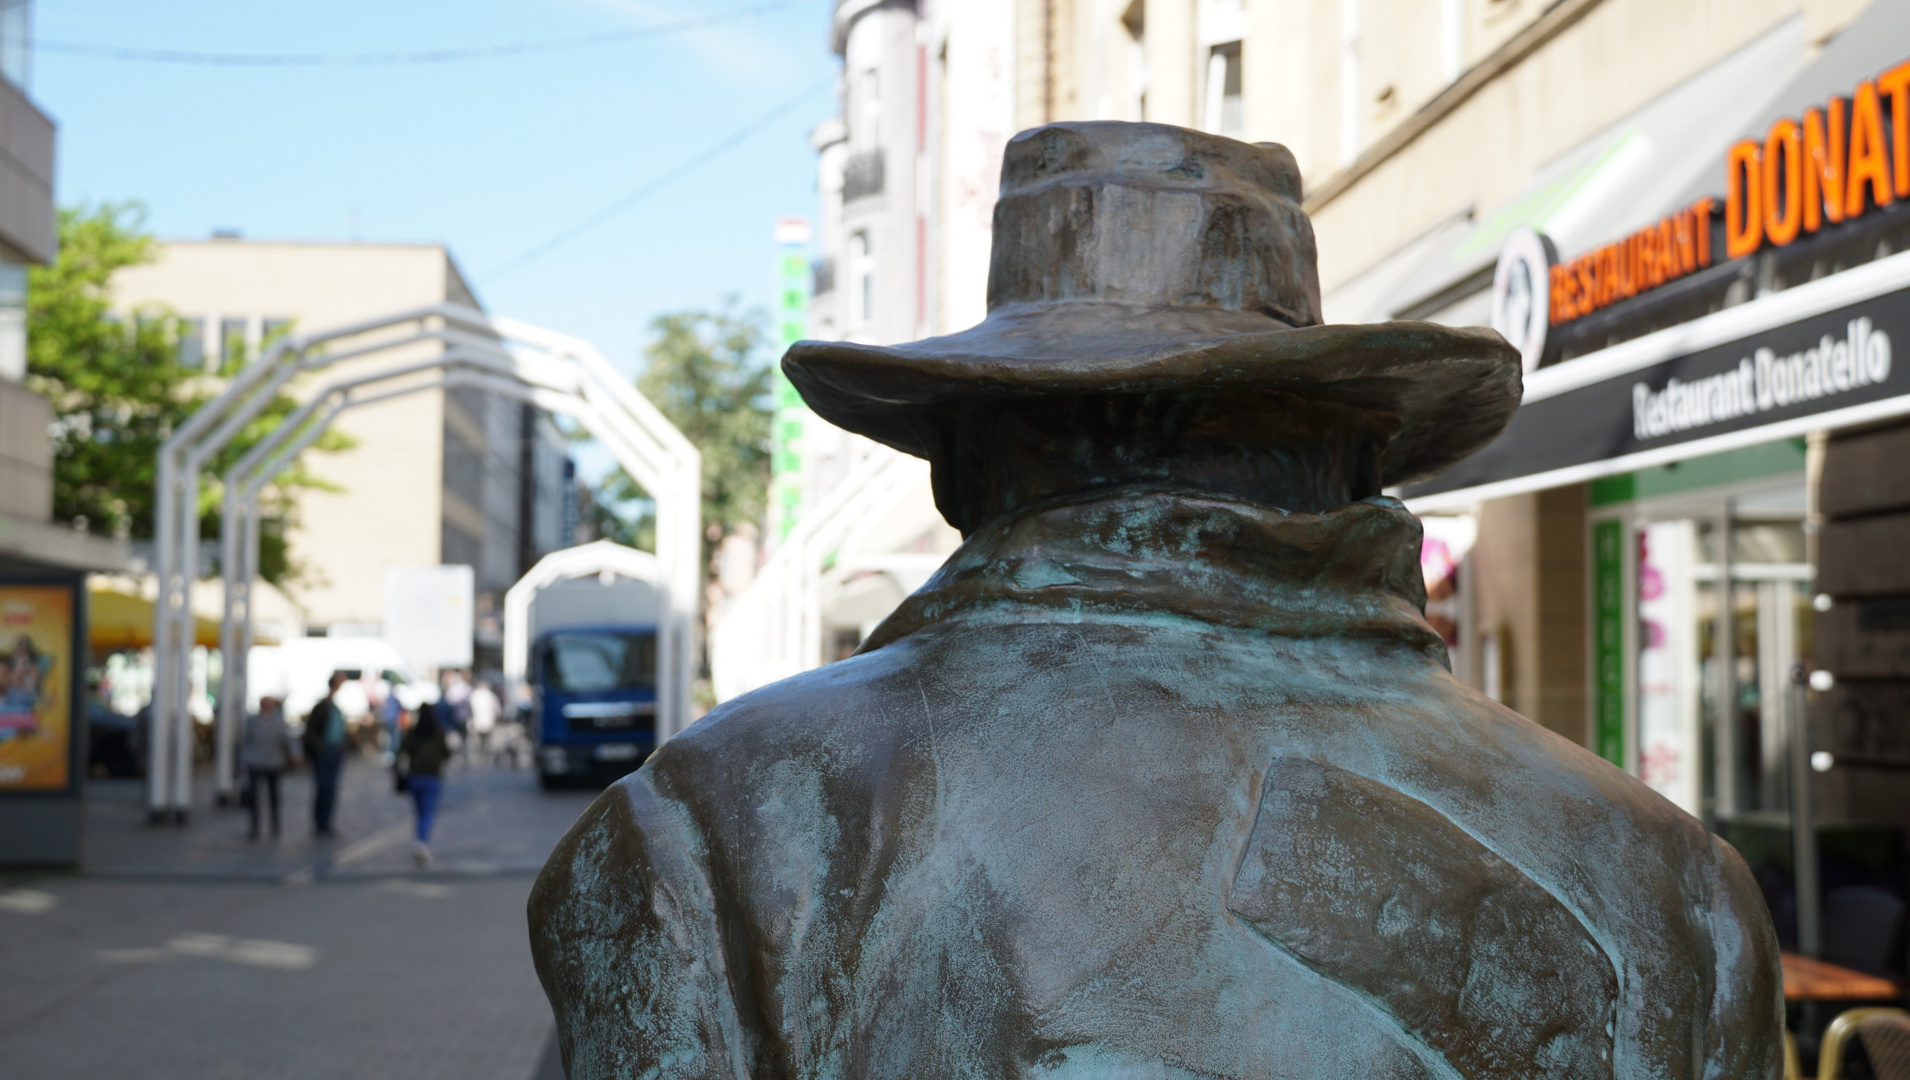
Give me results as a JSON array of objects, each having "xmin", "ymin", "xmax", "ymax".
[
  {"xmin": 303, "ymin": 671, "xmax": 350, "ymax": 838},
  {"xmin": 468, "ymin": 679, "xmax": 499, "ymax": 765},
  {"xmin": 397, "ymin": 701, "xmax": 451, "ymax": 867},
  {"xmin": 239, "ymin": 692, "xmax": 297, "ymax": 839},
  {"xmin": 379, "ymin": 685, "xmax": 405, "ymax": 759}
]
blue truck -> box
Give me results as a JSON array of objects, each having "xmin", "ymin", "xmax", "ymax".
[{"xmin": 531, "ymin": 623, "xmax": 659, "ymax": 789}]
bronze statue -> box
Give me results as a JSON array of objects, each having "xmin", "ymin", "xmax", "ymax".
[{"xmin": 530, "ymin": 121, "xmax": 1782, "ymax": 1080}]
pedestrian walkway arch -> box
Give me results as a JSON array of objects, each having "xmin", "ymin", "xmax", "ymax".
[
  {"xmin": 709, "ymin": 446, "xmax": 929, "ymax": 701},
  {"xmin": 151, "ymin": 305, "xmax": 700, "ymax": 820},
  {"xmin": 500, "ymin": 539, "xmax": 667, "ymax": 700}
]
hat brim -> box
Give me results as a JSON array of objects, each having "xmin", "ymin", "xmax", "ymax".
[{"xmin": 783, "ymin": 303, "xmax": 1523, "ymax": 487}]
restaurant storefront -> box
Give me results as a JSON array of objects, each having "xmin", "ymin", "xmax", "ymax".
[{"xmin": 1400, "ymin": 8, "xmax": 1910, "ymax": 979}]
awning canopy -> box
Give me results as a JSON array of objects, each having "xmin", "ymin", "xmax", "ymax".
[{"xmin": 87, "ymin": 583, "xmax": 276, "ymax": 653}]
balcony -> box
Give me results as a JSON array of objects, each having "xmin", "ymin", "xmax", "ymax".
[{"xmin": 842, "ymin": 149, "xmax": 885, "ymax": 203}]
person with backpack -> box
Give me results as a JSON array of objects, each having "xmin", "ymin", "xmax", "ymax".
[
  {"xmin": 396, "ymin": 700, "xmax": 451, "ymax": 867},
  {"xmin": 303, "ymin": 672, "xmax": 349, "ymax": 838}
]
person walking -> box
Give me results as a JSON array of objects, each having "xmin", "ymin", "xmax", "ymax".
[
  {"xmin": 303, "ymin": 672, "xmax": 349, "ymax": 838},
  {"xmin": 240, "ymin": 692, "xmax": 297, "ymax": 839},
  {"xmin": 397, "ymin": 701, "xmax": 451, "ymax": 867},
  {"xmin": 467, "ymin": 679, "xmax": 499, "ymax": 765}
]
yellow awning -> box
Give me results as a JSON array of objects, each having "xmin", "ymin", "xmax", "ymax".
[{"xmin": 88, "ymin": 584, "xmax": 224, "ymax": 652}]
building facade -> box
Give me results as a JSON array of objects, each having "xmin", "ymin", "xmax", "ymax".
[
  {"xmin": 0, "ymin": 0, "xmax": 129, "ymax": 866},
  {"xmin": 110, "ymin": 240, "xmax": 574, "ymax": 665},
  {"xmin": 1029, "ymin": 0, "xmax": 1907, "ymax": 987}
]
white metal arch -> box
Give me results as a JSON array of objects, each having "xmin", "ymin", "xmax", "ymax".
[
  {"xmin": 151, "ymin": 305, "xmax": 700, "ymax": 820},
  {"xmin": 209, "ymin": 356, "xmax": 650, "ymax": 800},
  {"xmin": 501, "ymin": 539, "xmax": 667, "ymax": 698},
  {"xmin": 709, "ymin": 446, "xmax": 928, "ymax": 701}
]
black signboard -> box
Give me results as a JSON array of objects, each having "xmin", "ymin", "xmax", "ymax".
[{"xmin": 1408, "ymin": 283, "xmax": 1910, "ymax": 500}]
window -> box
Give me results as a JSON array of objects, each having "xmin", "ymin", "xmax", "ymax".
[
  {"xmin": 1440, "ymin": 0, "xmax": 1464, "ymax": 83},
  {"xmin": 857, "ymin": 68, "xmax": 880, "ymax": 145},
  {"xmin": 1339, "ymin": 0, "xmax": 1361, "ymax": 167},
  {"xmin": 1123, "ymin": 0, "xmax": 1147, "ymax": 121},
  {"xmin": 0, "ymin": 0, "xmax": 29, "ymax": 90},
  {"xmin": 262, "ymin": 317, "xmax": 292, "ymax": 350},
  {"xmin": 1204, "ymin": 42, "xmax": 1242, "ymax": 135},
  {"xmin": 852, "ymin": 232, "xmax": 875, "ymax": 326},
  {"xmin": 176, "ymin": 318, "xmax": 205, "ymax": 369},
  {"xmin": 219, "ymin": 317, "xmax": 248, "ymax": 372},
  {"xmin": 541, "ymin": 631, "xmax": 657, "ymax": 693},
  {"xmin": 0, "ymin": 259, "xmax": 23, "ymax": 381}
]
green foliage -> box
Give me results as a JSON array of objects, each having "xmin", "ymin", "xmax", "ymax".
[
  {"xmin": 25, "ymin": 203, "xmax": 350, "ymax": 586},
  {"xmin": 592, "ymin": 301, "xmax": 772, "ymax": 557},
  {"xmin": 584, "ymin": 480, "xmax": 656, "ymax": 553}
]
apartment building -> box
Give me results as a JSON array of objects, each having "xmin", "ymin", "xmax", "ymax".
[{"xmin": 111, "ymin": 240, "xmax": 573, "ymax": 664}]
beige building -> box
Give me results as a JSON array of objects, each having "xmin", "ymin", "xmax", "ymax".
[{"xmin": 112, "ymin": 240, "xmax": 573, "ymax": 657}]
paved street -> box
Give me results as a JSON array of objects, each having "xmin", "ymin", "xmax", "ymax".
[{"xmin": 0, "ymin": 755, "xmax": 600, "ymax": 1080}]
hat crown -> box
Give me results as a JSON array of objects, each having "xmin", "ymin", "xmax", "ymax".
[{"xmin": 986, "ymin": 122, "xmax": 1323, "ymax": 328}]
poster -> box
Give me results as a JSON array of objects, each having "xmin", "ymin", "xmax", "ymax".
[
  {"xmin": 1636, "ymin": 521, "xmax": 1700, "ymax": 816},
  {"xmin": 0, "ymin": 585, "xmax": 73, "ymax": 791}
]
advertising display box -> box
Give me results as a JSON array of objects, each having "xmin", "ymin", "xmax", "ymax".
[{"xmin": 0, "ymin": 558, "xmax": 87, "ymax": 867}]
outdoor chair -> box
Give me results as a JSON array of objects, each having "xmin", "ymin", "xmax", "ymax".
[{"xmin": 1814, "ymin": 1007, "xmax": 1910, "ymax": 1080}]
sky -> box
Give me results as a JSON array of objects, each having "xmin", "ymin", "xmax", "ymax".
[{"xmin": 33, "ymin": 0, "xmax": 839, "ymax": 385}]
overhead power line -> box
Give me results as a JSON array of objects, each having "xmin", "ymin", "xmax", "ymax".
[
  {"xmin": 35, "ymin": 0, "xmax": 813, "ymax": 66},
  {"xmin": 482, "ymin": 75, "xmax": 835, "ymax": 282}
]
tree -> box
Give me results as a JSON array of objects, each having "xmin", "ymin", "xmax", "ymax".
[
  {"xmin": 25, "ymin": 203, "xmax": 348, "ymax": 585},
  {"xmin": 590, "ymin": 301, "xmax": 773, "ymax": 558}
]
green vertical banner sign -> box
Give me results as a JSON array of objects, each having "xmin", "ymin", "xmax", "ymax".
[
  {"xmin": 1592, "ymin": 518, "xmax": 1626, "ymax": 768},
  {"xmin": 770, "ymin": 217, "xmax": 813, "ymax": 543}
]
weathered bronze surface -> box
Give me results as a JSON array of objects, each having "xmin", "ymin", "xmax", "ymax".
[{"xmin": 529, "ymin": 121, "xmax": 1782, "ymax": 1080}]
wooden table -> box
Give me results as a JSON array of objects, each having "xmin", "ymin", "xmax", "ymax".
[{"xmin": 1783, "ymin": 952, "xmax": 1902, "ymax": 1001}]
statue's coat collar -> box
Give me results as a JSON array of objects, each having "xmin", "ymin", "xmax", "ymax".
[{"xmin": 862, "ymin": 485, "xmax": 1447, "ymax": 662}]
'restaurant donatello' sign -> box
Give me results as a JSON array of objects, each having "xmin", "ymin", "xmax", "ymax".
[
  {"xmin": 1460, "ymin": 52, "xmax": 1910, "ymax": 506},
  {"xmin": 1491, "ymin": 53, "xmax": 1910, "ymax": 375},
  {"xmin": 1414, "ymin": 262, "xmax": 1910, "ymax": 504}
]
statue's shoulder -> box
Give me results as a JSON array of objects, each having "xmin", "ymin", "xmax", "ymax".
[{"xmin": 644, "ymin": 643, "xmax": 924, "ymax": 787}]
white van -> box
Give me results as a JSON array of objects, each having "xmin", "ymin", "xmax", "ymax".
[{"xmin": 247, "ymin": 638, "xmax": 439, "ymax": 733}]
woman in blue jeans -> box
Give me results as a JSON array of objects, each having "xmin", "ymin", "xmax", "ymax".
[{"xmin": 397, "ymin": 702, "xmax": 451, "ymax": 867}]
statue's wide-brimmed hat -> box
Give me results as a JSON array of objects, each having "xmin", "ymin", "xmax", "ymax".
[{"xmin": 783, "ymin": 122, "xmax": 1522, "ymax": 486}]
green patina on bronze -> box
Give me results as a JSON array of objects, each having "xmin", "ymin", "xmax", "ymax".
[{"xmin": 528, "ymin": 121, "xmax": 1783, "ymax": 1080}]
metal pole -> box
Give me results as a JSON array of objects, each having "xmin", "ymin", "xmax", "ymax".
[
  {"xmin": 146, "ymin": 453, "xmax": 177, "ymax": 819},
  {"xmin": 1790, "ymin": 661, "xmax": 1821, "ymax": 957},
  {"xmin": 213, "ymin": 475, "xmax": 248, "ymax": 802},
  {"xmin": 1713, "ymin": 502, "xmax": 1737, "ymax": 822}
]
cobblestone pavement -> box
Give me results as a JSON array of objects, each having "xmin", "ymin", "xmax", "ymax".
[{"xmin": 0, "ymin": 755, "xmax": 600, "ymax": 1079}]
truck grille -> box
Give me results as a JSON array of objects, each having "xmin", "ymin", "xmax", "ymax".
[{"xmin": 561, "ymin": 701, "xmax": 656, "ymax": 732}]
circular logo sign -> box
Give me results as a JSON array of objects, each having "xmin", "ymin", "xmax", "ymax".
[{"xmin": 1491, "ymin": 227, "xmax": 1558, "ymax": 376}]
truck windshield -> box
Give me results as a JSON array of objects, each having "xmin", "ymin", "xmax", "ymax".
[{"xmin": 542, "ymin": 632, "xmax": 656, "ymax": 693}]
